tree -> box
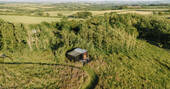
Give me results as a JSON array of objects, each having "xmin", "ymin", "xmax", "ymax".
[
  {"xmin": 57, "ymin": 13, "xmax": 63, "ymax": 17},
  {"xmin": 46, "ymin": 13, "xmax": 50, "ymax": 17},
  {"xmin": 70, "ymin": 12, "xmax": 92, "ymax": 19}
]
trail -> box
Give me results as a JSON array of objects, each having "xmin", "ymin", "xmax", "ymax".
[
  {"xmin": 0, "ymin": 62, "xmax": 99, "ymax": 89},
  {"xmin": 0, "ymin": 62, "xmax": 81, "ymax": 69}
]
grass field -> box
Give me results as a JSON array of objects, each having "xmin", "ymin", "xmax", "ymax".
[
  {"xmin": 0, "ymin": 50, "xmax": 88, "ymax": 89},
  {"xmin": 45, "ymin": 10, "xmax": 153, "ymax": 17},
  {"xmin": 0, "ymin": 15, "xmax": 60, "ymax": 24},
  {"xmin": 88, "ymin": 41, "xmax": 170, "ymax": 89},
  {"xmin": 0, "ymin": 64, "xmax": 88, "ymax": 89},
  {"xmin": 45, "ymin": 11, "xmax": 78, "ymax": 17}
]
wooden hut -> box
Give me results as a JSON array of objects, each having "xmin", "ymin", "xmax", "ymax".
[{"xmin": 66, "ymin": 48, "xmax": 89, "ymax": 62}]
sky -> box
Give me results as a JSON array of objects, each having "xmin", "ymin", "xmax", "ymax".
[{"xmin": 0, "ymin": 0, "xmax": 165, "ymax": 2}]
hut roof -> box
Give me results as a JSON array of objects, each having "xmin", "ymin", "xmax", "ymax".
[
  {"xmin": 67, "ymin": 51, "xmax": 81, "ymax": 57},
  {"xmin": 67, "ymin": 48, "xmax": 87, "ymax": 57},
  {"xmin": 74, "ymin": 48, "xmax": 87, "ymax": 54}
]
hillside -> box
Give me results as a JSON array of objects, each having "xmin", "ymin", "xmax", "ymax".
[{"xmin": 0, "ymin": 7, "xmax": 170, "ymax": 89}]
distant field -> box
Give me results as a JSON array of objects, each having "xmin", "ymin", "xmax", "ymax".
[
  {"xmin": 46, "ymin": 10, "xmax": 122, "ymax": 16},
  {"xmin": 45, "ymin": 11, "xmax": 78, "ymax": 16},
  {"xmin": 46, "ymin": 10, "xmax": 153, "ymax": 17},
  {"xmin": 0, "ymin": 15, "xmax": 60, "ymax": 24},
  {"xmin": 128, "ymin": 9, "xmax": 169, "ymax": 11},
  {"xmin": 0, "ymin": 10, "xmax": 153, "ymax": 24},
  {"xmin": 118, "ymin": 10, "xmax": 153, "ymax": 15}
]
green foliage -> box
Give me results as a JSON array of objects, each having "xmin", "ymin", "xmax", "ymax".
[
  {"xmin": 0, "ymin": 13, "xmax": 170, "ymax": 58},
  {"xmin": 0, "ymin": 20, "xmax": 17, "ymax": 52},
  {"xmin": 118, "ymin": 6, "xmax": 128, "ymax": 9},
  {"xmin": 70, "ymin": 12, "xmax": 92, "ymax": 19},
  {"xmin": 108, "ymin": 14, "xmax": 170, "ymax": 49},
  {"xmin": 45, "ymin": 13, "xmax": 50, "ymax": 17},
  {"xmin": 34, "ymin": 11, "xmax": 44, "ymax": 16},
  {"xmin": 57, "ymin": 13, "xmax": 63, "ymax": 17}
]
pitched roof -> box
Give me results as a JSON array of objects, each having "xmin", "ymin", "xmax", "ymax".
[
  {"xmin": 74, "ymin": 48, "xmax": 87, "ymax": 53},
  {"xmin": 67, "ymin": 51, "xmax": 81, "ymax": 57},
  {"xmin": 67, "ymin": 48, "xmax": 87, "ymax": 57}
]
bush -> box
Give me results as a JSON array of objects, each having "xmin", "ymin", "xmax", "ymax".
[
  {"xmin": 57, "ymin": 13, "xmax": 63, "ymax": 17},
  {"xmin": 70, "ymin": 12, "xmax": 92, "ymax": 19}
]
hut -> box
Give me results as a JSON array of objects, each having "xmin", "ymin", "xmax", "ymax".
[{"xmin": 66, "ymin": 48, "xmax": 89, "ymax": 62}]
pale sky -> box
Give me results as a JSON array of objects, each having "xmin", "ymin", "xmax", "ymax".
[{"xmin": 0, "ymin": 0, "xmax": 165, "ymax": 2}]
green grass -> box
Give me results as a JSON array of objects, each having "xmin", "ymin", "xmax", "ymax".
[
  {"xmin": 0, "ymin": 64, "xmax": 88, "ymax": 89},
  {"xmin": 88, "ymin": 41, "xmax": 170, "ymax": 89},
  {"xmin": 0, "ymin": 49, "xmax": 88, "ymax": 89},
  {"xmin": 0, "ymin": 15, "xmax": 60, "ymax": 24}
]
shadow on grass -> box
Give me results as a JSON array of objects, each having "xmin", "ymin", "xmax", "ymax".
[
  {"xmin": 154, "ymin": 59, "xmax": 170, "ymax": 70},
  {"xmin": 138, "ymin": 32, "xmax": 170, "ymax": 49}
]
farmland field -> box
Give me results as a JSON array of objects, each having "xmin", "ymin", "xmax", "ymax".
[
  {"xmin": 0, "ymin": 10, "xmax": 154, "ymax": 24},
  {"xmin": 46, "ymin": 10, "xmax": 153, "ymax": 17},
  {"xmin": 0, "ymin": 15, "xmax": 60, "ymax": 24}
]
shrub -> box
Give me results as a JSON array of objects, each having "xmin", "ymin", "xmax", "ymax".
[{"xmin": 70, "ymin": 12, "xmax": 92, "ymax": 19}]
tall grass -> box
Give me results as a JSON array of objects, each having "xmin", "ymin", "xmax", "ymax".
[{"xmin": 110, "ymin": 29, "xmax": 138, "ymax": 53}]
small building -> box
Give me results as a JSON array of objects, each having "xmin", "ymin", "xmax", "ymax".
[{"xmin": 66, "ymin": 48, "xmax": 89, "ymax": 62}]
